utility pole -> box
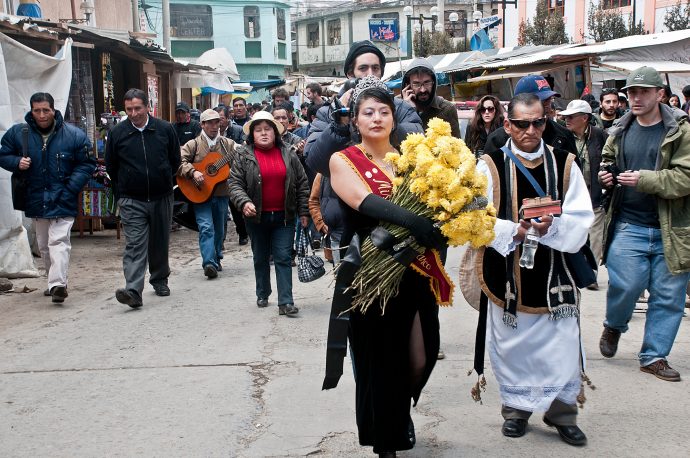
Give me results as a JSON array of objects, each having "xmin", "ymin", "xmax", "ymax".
[
  {"xmin": 131, "ymin": 0, "xmax": 140, "ymax": 32},
  {"xmin": 162, "ymin": 0, "xmax": 171, "ymax": 52}
]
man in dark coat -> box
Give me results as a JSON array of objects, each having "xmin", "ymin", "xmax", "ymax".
[
  {"xmin": 105, "ymin": 88, "xmax": 181, "ymax": 308},
  {"xmin": 173, "ymin": 102, "xmax": 201, "ymax": 146},
  {"xmin": 400, "ymin": 57, "xmax": 461, "ymax": 138},
  {"xmin": 483, "ymin": 75, "xmax": 576, "ymax": 155},
  {"xmin": 0, "ymin": 92, "xmax": 96, "ymax": 303}
]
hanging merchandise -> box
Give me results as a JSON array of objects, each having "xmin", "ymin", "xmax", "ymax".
[{"xmin": 102, "ymin": 52, "xmax": 115, "ymax": 114}]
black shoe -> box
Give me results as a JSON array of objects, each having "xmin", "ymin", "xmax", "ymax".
[
  {"xmin": 543, "ymin": 417, "xmax": 587, "ymax": 446},
  {"xmin": 239, "ymin": 237, "xmax": 248, "ymax": 245},
  {"xmin": 51, "ymin": 286, "xmax": 68, "ymax": 303},
  {"xmin": 204, "ymin": 265, "xmax": 218, "ymax": 279},
  {"xmin": 217, "ymin": 261, "xmax": 223, "ymax": 272},
  {"xmin": 43, "ymin": 288, "xmax": 51, "ymax": 297},
  {"xmin": 115, "ymin": 288, "xmax": 143, "ymax": 308},
  {"xmin": 278, "ymin": 304, "xmax": 299, "ymax": 316},
  {"xmin": 311, "ymin": 239, "xmax": 321, "ymax": 250},
  {"xmin": 153, "ymin": 284, "xmax": 170, "ymax": 296},
  {"xmin": 501, "ymin": 419, "xmax": 528, "ymax": 438},
  {"xmin": 599, "ymin": 326, "xmax": 621, "ymax": 358},
  {"xmin": 257, "ymin": 298, "xmax": 269, "ymax": 308}
]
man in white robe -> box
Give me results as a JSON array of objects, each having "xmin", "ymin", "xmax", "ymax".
[{"xmin": 475, "ymin": 93, "xmax": 594, "ymax": 446}]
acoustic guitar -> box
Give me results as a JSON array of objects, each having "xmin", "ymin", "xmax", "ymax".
[{"xmin": 177, "ymin": 151, "xmax": 232, "ymax": 203}]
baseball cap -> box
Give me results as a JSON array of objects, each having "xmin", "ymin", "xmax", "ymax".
[
  {"xmin": 514, "ymin": 75, "xmax": 561, "ymax": 101},
  {"xmin": 200, "ymin": 109, "xmax": 220, "ymax": 123},
  {"xmin": 559, "ymin": 99, "xmax": 592, "ymax": 116},
  {"xmin": 621, "ymin": 66, "xmax": 665, "ymax": 90},
  {"xmin": 175, "ymin": 102, "xmax": 191, "ymax": 113}
]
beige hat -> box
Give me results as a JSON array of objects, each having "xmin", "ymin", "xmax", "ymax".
[
  {"xmin": 243, "ymin": 110, "xmax": 285, "ymax": 136},
  {"xmin": 200, "ymin": 109, "xmax": 220, "ymax": 123},
  {"xmin": 559, "ymin": 99, "xmax": 592, "ymax": 116}
]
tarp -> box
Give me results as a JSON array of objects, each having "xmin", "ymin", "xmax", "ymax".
[
  {"xmin": 233, "ymin": 79, "xmax": 286, "ymax": 90},
  {"xmin": 195, "ymin": 47, "xmax": 240, "ymax": 81},
  {"xmin": 0, "ymin": 32, "xmax": 73, "ymax": 278}
]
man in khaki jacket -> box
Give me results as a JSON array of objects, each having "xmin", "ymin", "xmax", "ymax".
[
  {"xmin": 179, "ymin": 109, "xmax": 237, "ymax": 279},
  {"xmin": 598, "ymin": 66, "xmax": 690, "ymax": 382}
]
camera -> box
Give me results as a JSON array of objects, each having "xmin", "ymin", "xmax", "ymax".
[
  {"xmin": 330, "ymin": 78, "xmax": 359, "ymax": 122},
  {"xmin": 603, "ymin": 163, "xmax": 621, "ymax": 185}
]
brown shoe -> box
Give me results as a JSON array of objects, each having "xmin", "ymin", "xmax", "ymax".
[
  {"xmin": 599, "ymin": 326, "xmax": 621, "ymax": 358},
  {"xmin": 640, "ymin": 360, "xmax": 681, "ymax": 382}
]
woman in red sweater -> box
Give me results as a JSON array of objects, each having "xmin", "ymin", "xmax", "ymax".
[{"xmin": 229, "ymin": 111, "xmax": 310, "ymax": 316}]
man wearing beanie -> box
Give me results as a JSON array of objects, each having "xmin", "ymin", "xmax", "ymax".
[
  {"xmin": 598, "ymin": 66, "xmax": 690, "ymax": 382},
  {"xmin": 305, "ymin": 40, "xmax": 423, "ymax": 176},
  {"xmin": 483, "ymin": 75, "xmax": 576, "ymax": 155}
]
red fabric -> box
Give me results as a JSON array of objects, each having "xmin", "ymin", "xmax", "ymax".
[{"xmin": 254, "ymin": 145, "xmax": 286, "ymax": 211}]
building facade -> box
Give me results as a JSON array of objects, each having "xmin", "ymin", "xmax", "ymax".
[
  {"xmin": 501, "ymin": 0, "xmax": 687, "ymax": 48},
  {"xmin": 144, "ymin": 0, "xmax": 292, "ymax": 80},
  {"xmin": 293, "ymin": 0, "xmax": 496, "ymax": 77},
  {"xmin": 2, "ymin": 0, "xmax": 134, "ymax": 31}
]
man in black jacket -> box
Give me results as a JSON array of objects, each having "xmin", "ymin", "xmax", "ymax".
[
  {"xmin": 483, "ymin": 75, "xmax": 576, "ymax": 155},
  {"xmin": 105, "ymin": 88, "xmax": 181, "ymax": 308},
  {"xmin": 173, "ymin": 102, "xmax": 201, "ymax": 146}
]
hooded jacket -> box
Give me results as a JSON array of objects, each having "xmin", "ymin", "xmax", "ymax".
[
  {"xmin": 601, "ymin": 104, "xmax": 690, "ymax": 273},
  {"xmin": 400, "ymin": 58, "xmax": 462, "ymax": 139},
  {"xmin": 0, "ymin": 110, "xmax": 96, "ymax": 219}
]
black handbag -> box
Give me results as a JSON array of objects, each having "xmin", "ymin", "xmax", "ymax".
[
  {"xmin": 296, "ymin": 225, "xmax": 326, "ymax": 283},
  {"xmin": 10, "ymin": 126, "xmax": 29, "ymax": 211}
]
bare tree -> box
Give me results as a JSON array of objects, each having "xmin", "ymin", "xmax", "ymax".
[
  {"xmin": 518, "ymin": 2, "xmax": 569, "ymax": 46},
  {"xmin": 664, "ymin": 0, "xmax": 690, "ymax": 31}
]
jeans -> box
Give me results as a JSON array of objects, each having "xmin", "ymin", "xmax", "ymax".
[
  {"xmin": 245, "ymin": 211, "xmax": 295, "ymax": 306},
  {"xmin": 194, "ymin": 196, "xmax": 229, "ymax": 269},
  {"xmin": 327, "ymin": 230, "xmax": 342, "ymax": 265},
  {"xmin": 605, "ymin": 222, "xmax": 690, "ymax": 366}
]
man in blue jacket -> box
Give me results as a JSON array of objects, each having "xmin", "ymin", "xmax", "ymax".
[
  {"xmin": 0, "ymin": 92, "xmax": 96, "ymax": 303},
  {"xmin": 105, "ymin": 88, "xmax": 181, "ymax": 308}
]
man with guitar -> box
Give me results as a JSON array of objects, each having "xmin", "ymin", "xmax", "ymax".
[{"xmin": 178, "ymin": 109, "xmax": 238, "ymax": 279}]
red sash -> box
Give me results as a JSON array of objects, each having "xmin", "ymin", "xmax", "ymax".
[{"xmin": 337, "ymin": 145, "xmax": 454, "ymax": 305}]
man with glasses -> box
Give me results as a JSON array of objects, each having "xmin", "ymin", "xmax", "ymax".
[
  {"xmin": 598, "ymin": 66, "xmax": 690, "ymax": 382},
  {"xmin": 475, "ymin": 92, "xmax": 593, "ymax": 445},
  {"xmin": 483, "ymin": 75, "xmax": 576, "ymax": 156},
  {"xmin": 400, "ymin": 57, "xmax": 461, "ymax": 138},
  {"xmin": 594, "ymin": 88, "xmax": 622, "ymax": 132},
  {"xmin": 560, "ymin": 100, "xmax": 607, "ymax": 286}
]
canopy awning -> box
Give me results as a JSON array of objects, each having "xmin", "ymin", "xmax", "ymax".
[
  {"xmin": 466, "ymin": 62, "xmax": 577, "ymax": 83},
  {"xmin": 597, "ymin": 60, "xmax": 690, "ymax": 73}
]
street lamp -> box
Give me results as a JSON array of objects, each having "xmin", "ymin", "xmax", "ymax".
[
  {"xmin": 448, "ymin": 9, "xmax": 483, "ymax": 52},
  {"xmin": 80, "ymin": 0, "xmax": 95, "ymax": 24},
  {"xmin": 404, "ymin": 5, "xmax": 439, "ymax": 57}
]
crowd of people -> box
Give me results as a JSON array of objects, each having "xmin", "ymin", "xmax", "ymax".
[{"xmin": 1, "ymin": 38, "xmax": 689, "ymax": 458}]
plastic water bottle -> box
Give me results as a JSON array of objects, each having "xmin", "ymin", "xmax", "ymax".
[{"xmin": 519, "ymin": 227, "xmax": 540, "ymax": 269}]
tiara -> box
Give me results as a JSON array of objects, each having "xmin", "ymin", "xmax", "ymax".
[{"xmin": 351, "ymin": 75, "xmax": 390, "ymax": 106}]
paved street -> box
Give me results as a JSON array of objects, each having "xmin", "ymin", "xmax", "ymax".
[{"xmin": 1, "ymin": 227, "xmax": 689, "ymax": 457}]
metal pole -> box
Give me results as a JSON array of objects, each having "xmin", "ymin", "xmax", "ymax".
[
  {"xmin": 71, "ymin": 0, "xmax": 78, "ymax": 20},
  {"xmin": 132, "ymin": 0, "xmax": 140, "ymax": 32},
  {"xmin": 419, "ymin": 15, "xmax": 424, "ymax": 57},
  {"xmin": 162, "ymin": 0, "xmax": 171, "ymax": 52}
]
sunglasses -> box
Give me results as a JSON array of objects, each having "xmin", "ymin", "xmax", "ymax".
[
  {"xmin": 509, "ymin": 118, "xmax": 547, "ymax": 129},
  {"xmin": 479, "ymin": 106, "xmax": 496, "ymax": 114}
]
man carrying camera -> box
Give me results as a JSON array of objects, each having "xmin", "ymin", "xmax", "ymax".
[
  {"xmin": 598, "ymin": 66, "xmax": 690, "ymax": 382},
  {"xmin": 400, "ymin": 57, "xmax": 461, "ymax": 139}
]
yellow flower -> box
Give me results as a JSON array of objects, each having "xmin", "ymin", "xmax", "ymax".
[
  {"xmin": 427, "ymin": 118, "xmax": 452, "ymax": 138},
  {"xmin": 384, "ymin": 152, "xmax": 401, "ymax": 167}
]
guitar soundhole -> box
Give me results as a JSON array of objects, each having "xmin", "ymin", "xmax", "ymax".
[{"xmin": 206, "ymin": 165, "xmax": 217, "ymax": 176}]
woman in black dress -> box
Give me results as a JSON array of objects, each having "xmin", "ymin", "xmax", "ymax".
[
  {"xmin": 324, "ymin": 76, "xmax": 445, "ymax": 457},
  {"xmin": 464, "ymin": 95, "xmax": 504, "ymax": 157}
]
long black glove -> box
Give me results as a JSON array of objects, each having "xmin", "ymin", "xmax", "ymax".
[{"xmin": 358, "ymin": 194, "xmax": 445, "ymax": 249}]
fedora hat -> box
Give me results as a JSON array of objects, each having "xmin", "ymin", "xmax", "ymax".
[{"xmin": 243, "ymin": 110, "xmax": 285, "ymax": 136}]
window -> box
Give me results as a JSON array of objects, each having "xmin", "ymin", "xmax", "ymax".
[
  {"xmin": 327, "ymin": 19, "xmax": 341, "ymax": 45},
  {"xmin": 278, "ymin": 43, "xmax": 287, "ymax": 60},
  {"xmin": 602, "ymin": 0, "xmax": 631, "ymax": 8},
  {"xmin": 371, "ymin": 12, "xmax": 399, "ymax": 20},
  {"xmin": 307, "ymin": 23, "xmax": 320, "ymax": 48},
  {"xmin": 245, "ymin": 42, "xmax": 262, "ymax": 58},
  {"xmin": 244, "ymin": 6, "xmax": 260, "ymax": 38},
  {"xmin": 546, "ymin": 0, "xmax": 565, "ymax": 16},
  {"xmin": 171, "ymin": 41, "xmax": 215, "ymax": 58},
  {"xmin": 277, "ymin": 8, "xmax": 286, "ymax": 40}
]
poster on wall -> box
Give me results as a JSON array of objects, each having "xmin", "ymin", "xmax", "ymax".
[
  {"xmin": 147, "ymin": 75, "xmax": 159, "ymax": 118},
  {"xmin": 369, "ymin": 19, "xmax": 399, "ymax": 42},
  {"xmin": 102, "ymin": 52, "xmax": 114, "ymax": 114}
]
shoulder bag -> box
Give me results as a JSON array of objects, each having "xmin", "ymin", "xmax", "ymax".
[{"xmin": 10, "ymin": 125, "xmax": 30, "ymax": 211}]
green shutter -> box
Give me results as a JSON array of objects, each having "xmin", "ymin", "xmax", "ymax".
[
  {"xmin": 278, "ymin": 43, "xmax": 286, "ymax": 60},
  {"xmin": 245, "ymin": 42, "xmax": 262, "ymax": 58},
  {"xmin": 170, "ymin": 41, "xmax": 214, "ymax": 58}
]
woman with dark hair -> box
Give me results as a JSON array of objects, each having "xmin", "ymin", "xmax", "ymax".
[
  {"xmin": 464, "ymin": 95, "xmax": 504, "ymax": 156},
  {"xmin": 669, "ymin": 94, "xmax": 682, "ymax": 109},
  {"xmin": 228, "ymin": 111, "xmax": 310, "ymax": 316},
  {"xmin": 324, "ymin": 76, "xmax": 444, "ymax": 457}
]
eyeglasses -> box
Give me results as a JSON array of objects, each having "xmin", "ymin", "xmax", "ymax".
[
  {"xmin": 479, "ymin": 106, "xmax": 496, "ymax": 114},
  {"xmin": 410, "ymin": 81, "xmax": 434, "ymax": 90},
  {"xmin": 509, "ymin": 118, "xmax": 547, "ymax": 129}
]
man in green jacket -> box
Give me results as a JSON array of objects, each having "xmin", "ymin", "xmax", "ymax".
[{"xmin": 598, "ymin": 66, "xmax": 690, "ymax": 382}]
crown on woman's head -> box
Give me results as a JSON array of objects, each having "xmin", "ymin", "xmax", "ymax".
[{"xmin": 351, "ymin": 75, "xmax": 390, "ymax": 106}]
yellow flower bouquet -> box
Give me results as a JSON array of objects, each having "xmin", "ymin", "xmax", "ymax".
[{"xmin": 348, "ymin": 118, "xmax": 496, "ymax": 314}]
